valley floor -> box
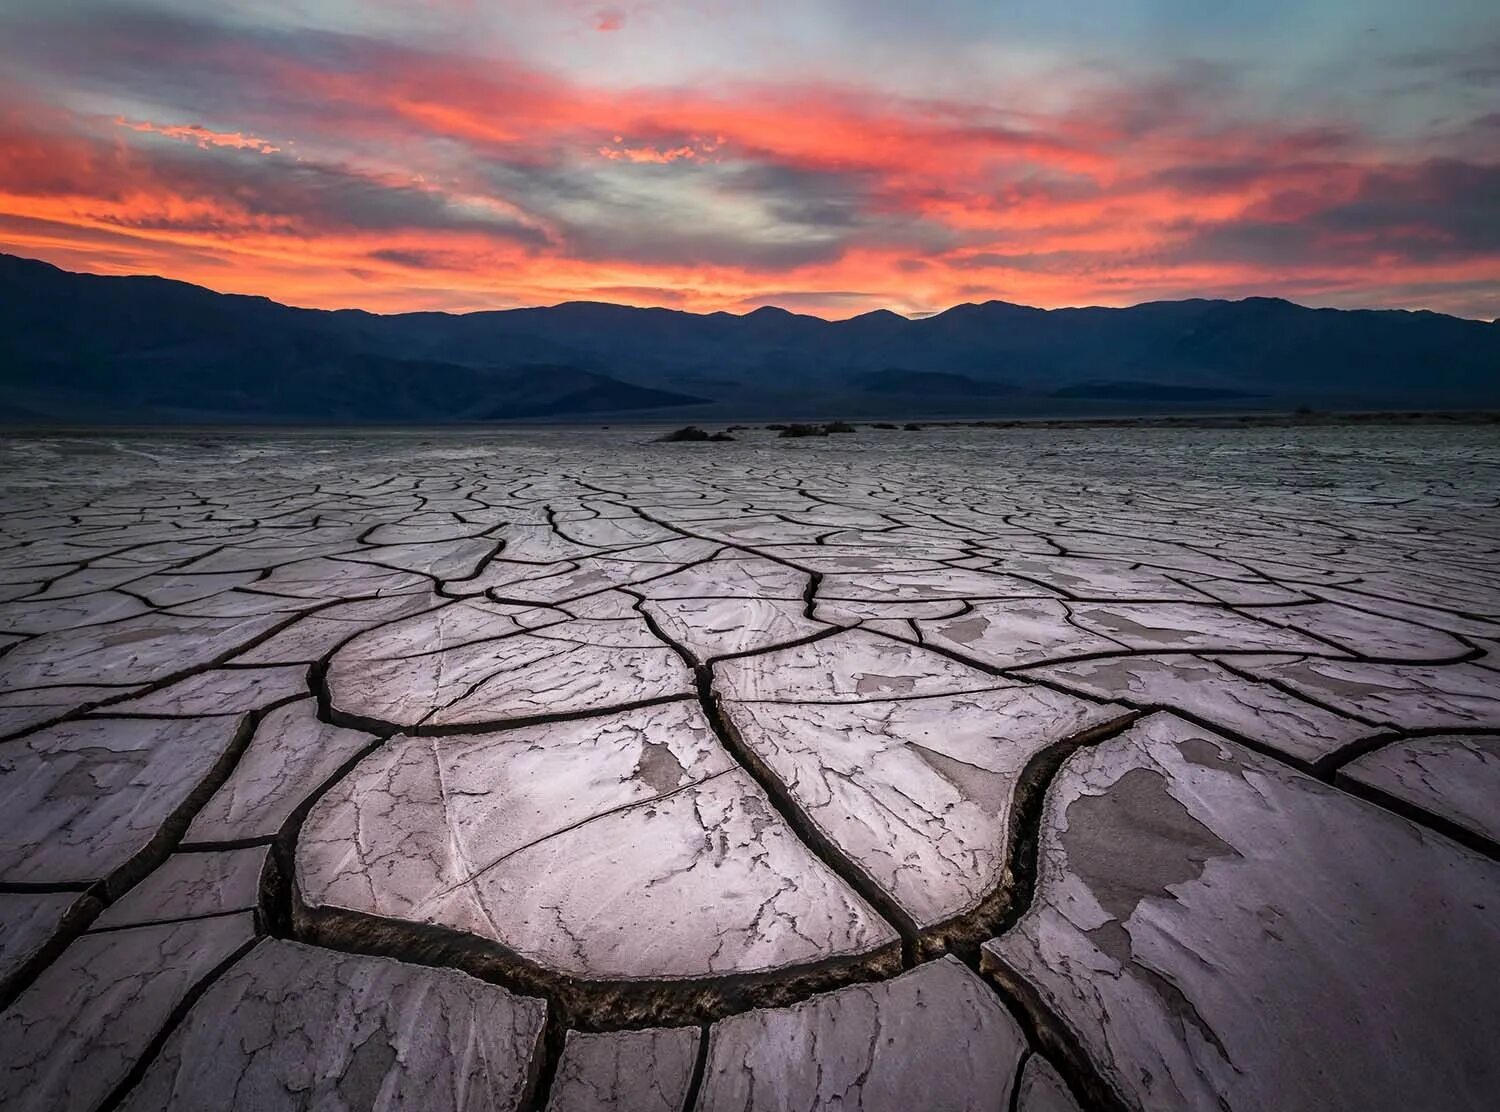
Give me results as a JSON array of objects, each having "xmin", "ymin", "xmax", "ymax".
[{"xmin": 0, "ymin": 425, "xmax": 1497, "ymax": 1111}]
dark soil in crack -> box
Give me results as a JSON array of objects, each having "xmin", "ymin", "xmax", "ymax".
[{"xmin": 293, "ymin": 896, "xmax": 903, "ymax": 1030}]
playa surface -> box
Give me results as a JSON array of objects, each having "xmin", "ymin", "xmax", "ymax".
[{"xmin": 1, "ymin": 423, "xmax": 1497, "ymax": 1111}]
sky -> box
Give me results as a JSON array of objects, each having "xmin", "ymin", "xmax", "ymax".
[{"xmin": 0, "ymin": 1, "xmax": 1496, "ymax": 319}]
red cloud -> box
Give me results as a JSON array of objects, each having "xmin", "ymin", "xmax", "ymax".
[
  {"xmin": 115, "ymin": 118, "xmax": 280, "ymax": 154},
  {"xmin": 593, "ymin": 8, "xmax": 626, "ymax": 32},
  {"xmin": 597, "ymin": 134, "xmax": 720, "ymax": 162},
  {"xmin": 0, "ymin": 27, "xmax": 1494, "ymax": 320}
]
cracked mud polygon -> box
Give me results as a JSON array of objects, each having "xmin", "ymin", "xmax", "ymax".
[{"xmin": 1, "ymin": 425, "xmax": 1497, "ymax": 1111}]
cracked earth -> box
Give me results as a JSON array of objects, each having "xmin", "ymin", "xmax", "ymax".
[{"xmin": 0, "ymin": 426, "xmax": 1497, "ymax": 1111}]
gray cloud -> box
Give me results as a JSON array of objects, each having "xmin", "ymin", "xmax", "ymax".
[{"xmin": 1169, "ymin": 158, "xmax": 1500, "ymax": 269}]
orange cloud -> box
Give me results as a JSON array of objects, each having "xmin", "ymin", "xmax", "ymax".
[
  {"xmin": 597, "ymin": 135, "xmax": 721, "ymax": 162},
  {"xmin": 115, "ymin": 118, "xmax": 281, "ymax": 154},
  {"xmin": 593, "ymin": 8, "xmax": 626, "ymax": 32},
  {"xmin": 0, "ymin": 28, "xmax": 1494, "ymax": 320}
]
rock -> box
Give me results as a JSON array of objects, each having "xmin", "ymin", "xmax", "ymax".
[
  {"xmin": 121, "ymin": 571, "xmax": 260, "ymax": 608},
  {"xmin": 93, "ymin": 847, "xmax": 267, "ymax": 929},
  {"xmin": 918, "ymin": 600, "xmax": 1122, "ymax": 667},
  {"xmin": 364, "ymin": 519, "xmax": 495, "ymax": 545},
  {"xmin": 1254, "ymin": 601, "xmax": 1470, "ymax": 661},
  {"xmin": 0, "ymin": 913, "xmax": 254, "ymax": 1112},
  {"xmin": 822, "ymin": 567, "xmax": 1045, "ymax": 602},
  {"xmin": 696, "ymin": 956, "xmax": 1028, "ymax": 1111},
  {"xmin": 793, "ymin": 548, "xmax": 971, "ymax": 573},
  {"xmin": 1026, "ymin": 654, "xmax": 1368, "ymax": 764},
  {"xmin": 982, "ymin": 713, "xmax": 1500, "ymax": 1112},
  {"xmin": 0, "ymin": 590, "xmax": 149, "ymax": 635},
  {"xmin": 1235, "ymin": 657, "xmax": 1500, "ymax": 730},
  {"xmin": 0, "ymin": 612, "xmax": 290, "ymax": 691},
  {"xmin": 337, "ymin": 536, "xmax": 499, "ymax": 580},
  {"xmin": 545, "ymin": 513, "xmax": 678, "ymax": 549},
  {"xmin": 1307, "ymin": 584, "xmax": 1500, "ymax": 639},
  {"xmin": 641, "ymin": 596, "xmax": 825, "ymax": 660},
  {"xmin": 656, "ymin": 426, "xmax": 734, "ymax": 443},
  {"xmin": 715, "ymin": 627, "xmax": 1003, "ymax": 702},
  {"xmin": 0, "ymin": 684, "xmax": 144, "ymax": 737},
  {"xmin": 118, "ymin": 939, "xmax": 546, "ymax": 1112},
  {"xmin": 327, "ymin": 605, "xmax": 691, "ymax": 730},
  {"xmin": 1016, "ymin": 1056, "xmax": 1083, "ymax": 1112},
  {"xmin": 1065, "ymin": 601, "xmax": 1325, "ymax": 653},
  {"xmin": 990, "ymin": 556, "xmax": 1210, "ymax": 602},
  {"xmin": 252, "ymin": 556, "xmax": 429, "ymax": 600},
  {"xmin": 163, "ymin": 589, "xmax": 313, "ymax": 618},
  {"xmin": 185, "ymin": 699, "xmax": 376, "ymax": 843},
  {"xmin": 230, "ymin": 593, "xmax": 438, "ymax": 664},
  {"xmin": 1339, "ymin": 733, "xmax": 1500, "ymax": 846},
  {"xmin": 0, "ymin": 716, "xmax": 244, "ymax": 890},
  {"xmin": 0, "ymin": 892, "xmax": 98, "ymax": 999},
  {"xmin": 813, "ymin": 597, "xmax": 967, "ymax": 623},
  {"xmin": 545, "ymin": 1027, "xmax": 699, "ymax": 1112},
  {"xmin": 105, "ymin": 665, "xmax": 307, "ymax": 716},
  {"xmin": 724, "ymin": 687, "xmax": 1122, "ymax": 926},
  {"xmin": 480, "ymin": 523, "xmax": 602, "ymax": 563},
  {"xmin": 1189, "ymin": 578, "xmax": 1312, "ymax": 605},
  {"xmin": 635, "ymin": 553, "xmax": 808, "ymax": 600},
  {"xmin": 298, "ymin": 701, "xmax": 898, "ymax": 979}
]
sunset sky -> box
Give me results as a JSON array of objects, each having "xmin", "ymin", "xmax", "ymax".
[{"xmin": 1, "ymin": 1, "xmax": 1495, "ymax": 319}]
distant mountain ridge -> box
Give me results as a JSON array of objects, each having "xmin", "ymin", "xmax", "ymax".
[
  {"xmin": 0, "ymin": 253, "xmax": 1495, "ymax": 424},
  {"xmin": 852, "ymin": 370, "xmax": 1018, "ymax": 397}
]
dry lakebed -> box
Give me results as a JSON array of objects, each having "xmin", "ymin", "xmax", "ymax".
[{"xmin": 0, "ymin": 423, "xmax": 1496, "ymax": 1111}]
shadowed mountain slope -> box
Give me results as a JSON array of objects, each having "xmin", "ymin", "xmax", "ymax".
[{"xmin": 1, "ymin": 253, "xmax": 1495, "ymax": 423}]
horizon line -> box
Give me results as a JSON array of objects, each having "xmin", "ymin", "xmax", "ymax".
[{"xmin": 2, "ymin": 250, "xmax": 1493, "ymax": 325}]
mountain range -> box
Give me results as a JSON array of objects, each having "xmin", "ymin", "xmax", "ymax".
[{"xmin": 1, "ymin": 253, "xmax": 1495, "ymax": 424}]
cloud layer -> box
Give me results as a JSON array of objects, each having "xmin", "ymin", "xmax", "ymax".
[{"xmin": 0, "ymin": 2, "xmax": 1495, "ymax": 318}]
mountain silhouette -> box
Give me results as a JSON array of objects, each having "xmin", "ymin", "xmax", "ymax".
[{"xmin": 1, "ymin": 253, "xmax": 1495, "ymax": 424}]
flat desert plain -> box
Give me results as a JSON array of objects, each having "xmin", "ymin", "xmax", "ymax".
[{"xmin": 1, "ymin": 424, "xmax": 1497, "ymax": 1111}]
